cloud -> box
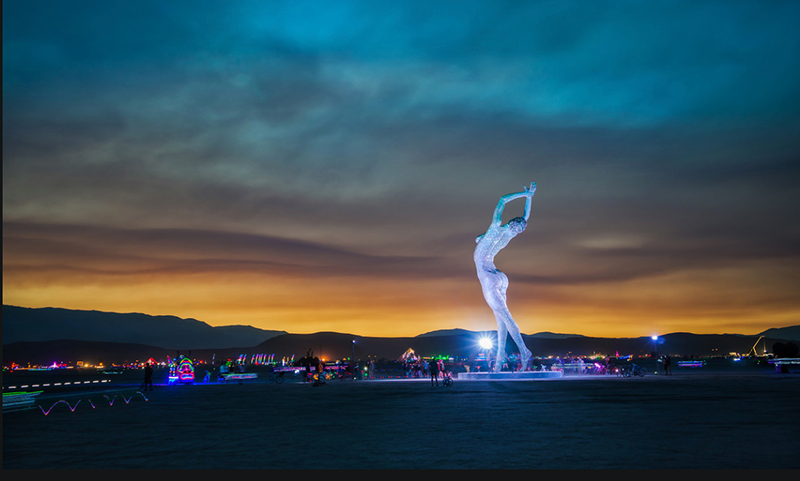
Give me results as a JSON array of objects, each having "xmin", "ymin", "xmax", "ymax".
[
  {"xmin": 3, "ymin": 1, "xmax": 799, "ymax": 335},
  {"xmin": 2, "ymin": 221, "xmax": 469, "ymax": 282}
]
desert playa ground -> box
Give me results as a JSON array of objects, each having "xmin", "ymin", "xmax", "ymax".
[{"xmin": 4, "ymin": 366, "xmax": 800, "ymax": 470}]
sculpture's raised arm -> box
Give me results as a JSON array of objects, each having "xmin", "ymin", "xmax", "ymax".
[
  {"xmin": 522, "ymin": 181, "xmax": 536, "ymax": 222},
  {"xmin": 490, "ymin": 182, "xmax": 536, "ymax": 227}
]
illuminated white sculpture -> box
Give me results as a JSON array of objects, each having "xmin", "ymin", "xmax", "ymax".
[{"xmin": 474, "ymin": 183, "xmax": 536, "ymax": 372}]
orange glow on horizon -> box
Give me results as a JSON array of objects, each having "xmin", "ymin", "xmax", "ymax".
[
  {"xmin": 4, "ymin": 223, "xmax": 797, "ymax": 338},
  {"xmin": 4, "ymin": 260, "xmax": 796, "ymax": 338}
]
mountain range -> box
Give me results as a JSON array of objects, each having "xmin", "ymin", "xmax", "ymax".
[
  {"xmin": 3, "ymin": 305, "xmax": 799, "ymax": 365},
  {"xmin": 3, "ymin": 305, "xmax": 287, "ymax": 349}
]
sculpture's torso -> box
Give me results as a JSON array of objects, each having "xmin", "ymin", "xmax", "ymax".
[
  {"xmin": 474, "ymin": 225, "xmax": 520, "ymax": 310},
  {"xmin": 474, "ymin": 225, "xmax": 516, "ymax": 273}
]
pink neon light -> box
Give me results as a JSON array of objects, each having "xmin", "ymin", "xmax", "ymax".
[
  {"xmin": 39, "ymin": 400, "xmax": 81, "ymax": 415},
  {"xmin": 37, "ymin": 392, "xmax": 148, "ymax": 415}
]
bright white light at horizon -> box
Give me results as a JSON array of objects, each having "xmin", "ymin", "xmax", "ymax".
[
  {"xmin": 479, "ymin": 337, "xmax": 493, "ymax": 350},
  {"xmin": 651, "ymin": 335, "xmax": 658, "ymax": 340}
]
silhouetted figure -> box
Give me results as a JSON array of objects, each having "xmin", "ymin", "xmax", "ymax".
[
  {"xmin": 303, "ymin": 349, "xmax": 315, "ymax": 382},
  {"xmin": 664, "ymin": 355, "xmax": 672, "ymax": 375},
  {"xmin": 141, "ymin": 363, "xmax": 154, "ymax": 391},
  {"xmin": 430, "ymin": 358, "xmax": 440, "ymax": 386}
]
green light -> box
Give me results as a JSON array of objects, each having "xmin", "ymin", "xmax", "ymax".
[{"xmin": 3, "ymin": 390, "xmax": 44, "ymax": 397}]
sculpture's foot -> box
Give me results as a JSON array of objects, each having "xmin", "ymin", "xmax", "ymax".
[{"xmin": 521, "ymin": 349, "xmax": 532, "ymax": 371}]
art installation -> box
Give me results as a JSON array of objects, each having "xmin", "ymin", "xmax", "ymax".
[
  {"xmin": 168, "ymin": 356, "xmax": 195, "ymax": 384},
  {"xmin": 474, "ymin": 182, "xmax": 536, "ymax": 372}
]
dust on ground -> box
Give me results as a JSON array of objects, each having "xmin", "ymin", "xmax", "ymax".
[{"xmin": 4, "ymin": 372, "xmax": 799, "ymax": 469}]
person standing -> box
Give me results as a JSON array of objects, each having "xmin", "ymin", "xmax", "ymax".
[
  {"xmin": 430, "ymin": 358, "xmax": 440, "ymax": 386},
  {"xmin": 142, "ymin": 362, "xmax": 154, "ymax": 391}
]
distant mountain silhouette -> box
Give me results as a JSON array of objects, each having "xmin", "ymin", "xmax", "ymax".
[
  {"xmin": 416, "ymin": 329, "xmax": 585, "ymax": 339},
  {"xmin": 758, "ymin": 325, "xmax": 800, "ymax": 341},
  {"xmin": 5, "ymin": 330, "xmax": 799, "ymax": 366},
  {"xmin": 211, "ymin": 325, "xmax": 287, "ymax": 348},
  {"xmin": 3, "ymin": 305, "xmax": 798, "ymax": 365},
  {"xmin": 529, "ymin": 331, "xmax": 586, "ymax": 339},
  {"xmin": 416, "ymin": 328, "xmax": 477, "ymax": 337},
  {"xmin": 2, "ymin": 305, "xmax": 286, "ymax": 349}
]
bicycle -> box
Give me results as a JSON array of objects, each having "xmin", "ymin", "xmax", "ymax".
[
  {"xmin": 268, "ymin": 371, "xmax": 285, "ymax": 384},
  {"xmin": 621, "ymin": 363, "xmax": 647, "ymax": 377},
  {"xmin": 442, "ymin": 371, "xmax": 453, "ymax": 387}
]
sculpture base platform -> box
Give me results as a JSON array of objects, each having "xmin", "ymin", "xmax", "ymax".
[{"xmin": 457, "ymin": 371, "xmax": 563, "ymax": 381}]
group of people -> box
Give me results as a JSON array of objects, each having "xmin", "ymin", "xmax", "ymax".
[
  {"xmin": 428, "ymin": 358, "xmax": 452, "ymax": 386},
  {"xmin": 403, "ymin": 358, "xmax": 451, "ymax": 386},
  {"xmin": 300, "ymin": 349, "xmax": 329, "ymax": 383}
]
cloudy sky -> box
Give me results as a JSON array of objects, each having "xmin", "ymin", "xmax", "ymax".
[{"xmin": 4, "ymin": 1, "xmax": 799, "ymax": 338}]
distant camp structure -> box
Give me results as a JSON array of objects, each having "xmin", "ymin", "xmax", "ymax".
[{"xmin": 399, "ymin": 348, "xmax": 420, "ymax": 363}]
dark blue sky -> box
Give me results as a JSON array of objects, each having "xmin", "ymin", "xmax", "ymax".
[{"xmin": 4, "ymin": 1, "xmax": 799, "ymax": 337}]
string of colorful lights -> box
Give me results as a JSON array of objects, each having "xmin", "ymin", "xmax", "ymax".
[{"xmin": 36, "ymin": 391, "xmax": 149, "ymax": 415}]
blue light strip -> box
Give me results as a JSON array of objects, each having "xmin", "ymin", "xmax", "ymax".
[{"xmin": 2, "ymin": 391, "xmax": 44, "ymax": 412}]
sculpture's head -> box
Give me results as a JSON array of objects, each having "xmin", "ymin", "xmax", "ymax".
[{"xmin": 507, "ymin": 217, "xmax": 527, "ymax": 234}]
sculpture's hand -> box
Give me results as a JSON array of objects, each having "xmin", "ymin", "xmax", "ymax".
[{"xmin": 523, "ymin": 182, "xmax": 536, "ymax": 196}]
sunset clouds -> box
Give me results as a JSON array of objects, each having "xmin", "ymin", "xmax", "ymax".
[{"xmin": 4, "ymin": 1, "xmax": 799, "ymax": 337}]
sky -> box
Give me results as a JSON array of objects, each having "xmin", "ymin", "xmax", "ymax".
[{"xmin": 3, "ymin": 0, "xmax": 800, "ymax": 338}]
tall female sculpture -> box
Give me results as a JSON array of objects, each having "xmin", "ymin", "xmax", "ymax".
[{"xmin": 474, "ymin": 182, "xmax": 536, "ymax": 372}]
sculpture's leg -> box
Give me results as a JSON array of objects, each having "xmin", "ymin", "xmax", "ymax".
[
  {"xmin": 483, "ymin": 270, "xmax": 531, "ymax": 373},
  {"xmin": 495, "ymin": 318, "xmax": 507, "ymax": 372},
  {"xmin": 496, "ymin": 309, "xmax": 532, "ymax": 372}
]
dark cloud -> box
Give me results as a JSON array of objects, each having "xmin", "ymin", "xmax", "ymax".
[
  {"xmin": 3, "ymin": 1, "xmax": 799, "ymax": 334},
  {"xmin": 3, "ymin": 221, "xmax": 465, "ymax": 281}
]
